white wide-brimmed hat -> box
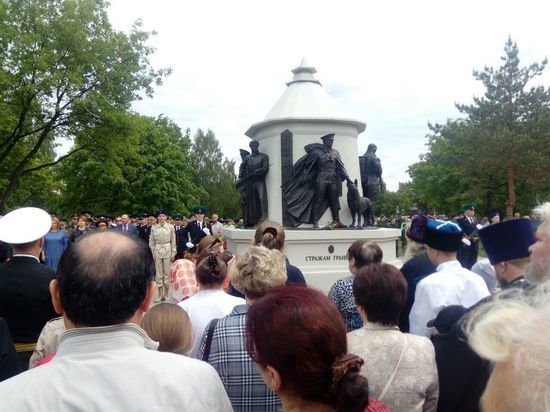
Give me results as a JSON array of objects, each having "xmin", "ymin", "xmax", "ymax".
[{"xmin": 0, "ymin": 207, "xmax": 52, "ymax": 244}]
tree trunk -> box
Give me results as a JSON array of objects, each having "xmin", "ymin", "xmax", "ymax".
[{"xmin": 506, "ymin": 166, "xmax": 516, "ymax": 218}]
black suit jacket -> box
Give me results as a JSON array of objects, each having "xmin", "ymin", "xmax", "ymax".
[
  {"xmin": 187, "ymin": 220, "xmax": 213, "ymax": 247},
  {"xmin": 114, "ymin": 223, "xmax": 139, "ymax": 235},
  {"xmin": 456, "ymin": 216, "xmax": 478, "ymax": 237},
  {"xmin": 398, "ymin": 253, "xmax": 437, "ymax": 332},
  {"xmin": 456, "ymin": 217, "xmax": 479, "ymax": 269},
  {"xmin": 0, "ymin": 256, "xmax": 57, "ymax": 343}
]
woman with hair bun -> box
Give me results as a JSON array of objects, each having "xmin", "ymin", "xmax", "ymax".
[
  {"xmin": 329, "ymin": 240, "xmax": 383, "ymax": 332},
  {"xmin": 246, "ymin": 285, "xmax": 390, "ymax": 412},
  {"xmin": 253, "ymin": 220, "xmax": 306, "ymax": 285},
  {"xmin": 178, "ymin": 249, "xmax": 244, "ymax": 358},
  {"xmin": 349, "ymin": 263, "xmax": 438, "ymax": 412}
]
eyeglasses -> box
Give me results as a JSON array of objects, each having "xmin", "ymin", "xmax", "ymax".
[{"xmin": 115, "ymin": 219, "xmax": 122, "ymax": 222}]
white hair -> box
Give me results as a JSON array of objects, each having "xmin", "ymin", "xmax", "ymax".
[
  {"xmin": 466, "ymin": 281, "xmax": 550, "ymax": 411},
  {"xmin": 403, "ymin": 239, "xmax": 426, "ymax": 262},
  {"xmin": 533, "ymin": 202, "xmax": 550, "ymax": 238}
]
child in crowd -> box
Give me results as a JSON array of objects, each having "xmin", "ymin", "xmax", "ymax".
[{"xmin": 141, "ymin": 303, "xmax": 192, "ymax": 355}]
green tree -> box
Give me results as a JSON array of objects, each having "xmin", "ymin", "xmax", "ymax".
[
  {"xmin": 191, "ymin": 129, "xmax": 240, "ymax": 219},
  {"xmin": 375, "ymin": 182, "xmax": 415, "ymax": 217},
  {"xmin": 128, "ymin": 116, "xmax": 201, "ymax": 214},
  {"xmin": 409, "ymin": 39, "xmax": 550, "ymax": 216},
  {"xmin": 58, "ymin": 114, "xmax": 201, "ymax": 216},
  {"xmin": 0, "ymin": 0, "xmax": 169, "ymax": 212}
]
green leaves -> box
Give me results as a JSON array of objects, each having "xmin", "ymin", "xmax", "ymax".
[
  {"xmin": 410, "ymin": 38, "xmax": 550, "ymax": 216},
  {"xmin": 0, "ymin": 0, "xmax": 169, "ymax": 211},
  {"xmin": 190, "ymin": 129, "xmax": 240, "ymax": 219}
]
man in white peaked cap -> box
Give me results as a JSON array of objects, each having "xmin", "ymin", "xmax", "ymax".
[{"xmin": 0, "ymin": 207, "xmax": 57, "ymax": 370}]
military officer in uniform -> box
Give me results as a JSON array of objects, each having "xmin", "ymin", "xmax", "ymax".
[
  {"xmin": 0, "ymin": 207, "xmax": 58, "ymax": 370},
  {"xmin": 457, "ymin": 204, "xmax": 482, "ymax": 269},
  {"xmin": 186, "ymin": 205, "xmax": 212, "ymax": 252},
  {"xmin": 172, "ymin": 213, "xmax": 187, "ymax": 259},
  {"xmin": 283, "ymin": 134, "xmax": 352, "ymax": 228},
  {"xmin": 149, "ymin": 210, "xmax": 176, "ymax": 302},
  {"xmin": 138, "ymin": 213, "xmax": 155, "ymax": 244}
]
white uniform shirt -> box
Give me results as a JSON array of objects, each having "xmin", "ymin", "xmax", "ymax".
[
  {"xmin": 179, "ymin": 289, "xmax": 245, "ymax": 358},
  {"xmin": 0, "ymin": 324, "xmax": 232, "ymax": 412},
  {"xmin": 409, "ymin": 260, "xmax": 490, "ymax": 337}
]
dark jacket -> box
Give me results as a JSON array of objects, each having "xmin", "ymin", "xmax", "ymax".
[
  {"xmin": 187, "ymin": 220, "xmax": 212, "ymax": 249},
  {"xmin": 456, "ymin": 217, "xmax": 479, "ymax": 270},
  {"xmin": 398, "ymin": 253, "xmax": 437, "ymax": 332},
  {"xmin": 0, "ymin": 256, "xmax": 57, "ymax": 343},
  {"xmin": 0, "ymin": 317, "xmax": 21, "ymax": 381}
]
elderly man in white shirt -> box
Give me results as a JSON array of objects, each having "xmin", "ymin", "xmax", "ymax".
[
  {"xmin": 0, "ymin": 231, "xmax": 232, "ymax": 412},
  {"xmin": 409, "ymin": 220, "xmax": 490, "ymax": 337}
]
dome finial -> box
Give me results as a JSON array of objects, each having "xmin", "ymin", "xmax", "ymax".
[{"xmin": 287, "ymin": 57, "xmax": 321, "ymax": 86}]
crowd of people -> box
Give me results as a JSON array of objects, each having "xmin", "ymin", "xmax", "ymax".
[{"xmin": 0, "ymin": 200, "xmax": 549, "ymax": 411}]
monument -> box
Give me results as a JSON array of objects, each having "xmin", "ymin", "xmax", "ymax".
[
  {"xmin": 224, "ymin": 59, "xmax": 400, "ymax": 292},
  {"xmin": 282, "ymin": 133, "xmax": 351, "ymax": 228},
  {"xmin": 236, "ymin": 140, "xmax": 269, "ymax": 227},
  {"xmin": 359, "ymin": 143, "xmax": 383, "ymax": 202}
]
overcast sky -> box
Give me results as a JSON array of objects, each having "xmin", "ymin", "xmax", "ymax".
[{"xmin": 107, "ymin": 0, "xmax": 550, "ymax": 191}]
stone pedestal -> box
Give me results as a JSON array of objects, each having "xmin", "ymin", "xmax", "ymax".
[{"xmin": 224, "ymin": 227, "xmax": 401, "ymax": 294}]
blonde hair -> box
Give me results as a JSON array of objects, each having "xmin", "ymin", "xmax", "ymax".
[
  {"xmin": 50, "ymin": 217, "xmax": 60, "ymax": 230},
  {"xmin": 230, "ymin": 246, "xmax": 287, "ymax": 300},
  {"xmin": 141, "ymin": 303, "xmax": 192, "ymax": 355},
  {"xmin": 403, "ymin": 239, "xmax": 426, "ymax": 262},
  {"xmin": 466, "ymin": 281, "xmax": 550, "ymax": 411},
  {"xmin": 253, "ymin": 220, "xmax": 285, "ymax": 251}
]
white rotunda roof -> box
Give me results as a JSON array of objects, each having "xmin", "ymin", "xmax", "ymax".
[{"xmin": 246, "ymin": 58, "xmax": 366, "ymax": 137}]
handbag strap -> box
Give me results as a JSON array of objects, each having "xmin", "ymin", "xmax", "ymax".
[
  {"xmin": 378, "ymin": 334, "xmax": 408, "ymax": 400},
  {"xmin": 201, "ymin": 318, "xmax": 219, "ymax": 362}
]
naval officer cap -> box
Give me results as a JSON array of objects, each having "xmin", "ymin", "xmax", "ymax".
[
  {"xmin": 425, "ymin": 219, "xmax": 464, "ymax": 252},
  {"xmin": 0, "ymin": 207, "xmax": 52, "ymax": 244},
  {"xmin": 478, "ymin": 218, "xmax": 536, "ymax": 265}
]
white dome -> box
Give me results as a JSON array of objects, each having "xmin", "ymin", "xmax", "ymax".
[{"xmin": 246, "ymin": 58, "xmax": 365, "ymax": 137}]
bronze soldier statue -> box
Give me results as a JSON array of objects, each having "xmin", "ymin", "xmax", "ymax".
[
  {"xmin": 236, "ymin": 141, "xmax": 269, "ymax": 227},
  {"xmin": 359, "ymin": 143, "xmax": 383, "ymax": 202},
  {"xmin": 283, "ymin": 133, "xmax": 351, "ymax": 228},
  {"xmin": 235, "ymin": 149, "xmax": 250, "ymax": 224}
]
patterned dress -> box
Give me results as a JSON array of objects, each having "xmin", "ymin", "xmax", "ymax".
[{"xmin": 328, "ymin": 275, "xmax": 362, "ymax": 332}]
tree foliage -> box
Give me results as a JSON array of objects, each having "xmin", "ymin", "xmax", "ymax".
[
  {"xmin": 191, "ymin": 129, "xmax": 240, "ymax": 219},
  {"xmin": 408, "ymin": 38, "xmax": 550, "ymax": 216},
  {"xmin": 0, "ymin": 0, "xmax": 169, "ymax": 212},
  {"xmin": 57, "ymin": 114, "xmax": 201, "ymax": 216},
  {"xmin": 375, "ymin": 182, "xmax": 416, "ymax": 218}
]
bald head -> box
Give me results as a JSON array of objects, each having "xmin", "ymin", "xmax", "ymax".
[{"xmin": 56, "ymin": 231, "xmax": 155, "ymax": 327}]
